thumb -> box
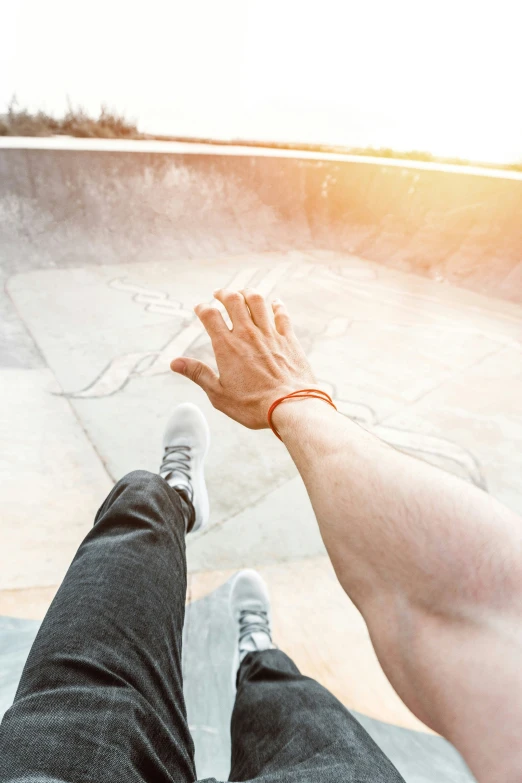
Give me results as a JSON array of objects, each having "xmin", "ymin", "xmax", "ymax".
[{"xmin": 170, "ymin": 357, "xmax": 219, "ymax": 395}]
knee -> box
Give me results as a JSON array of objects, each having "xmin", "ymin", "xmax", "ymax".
[
  {"xmin": 94, "ymin": 470, "xmax": 185, "ymax": 534},
  {"xmin": 238, "ymin": 649, "xmax": 301, "ymax": 689},
  {"xmin": 120, "ymin": 469, "xmax": 164, "ymax": 491},
  {"xmin": 114, "ymin": 470, "xmax": 175, "ymax": 510}
]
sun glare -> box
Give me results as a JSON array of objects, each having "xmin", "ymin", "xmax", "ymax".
[{"xmin": 2, "ymin": 0, "xmax": 522, "ymax": 163}]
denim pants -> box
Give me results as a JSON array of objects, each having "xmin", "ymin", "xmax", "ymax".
[{"xmin": 0, "ymin": 470, "xmax": 405, "ymax": 782}]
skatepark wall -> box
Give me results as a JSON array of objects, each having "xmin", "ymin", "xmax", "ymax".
[{"xmin": 1, "ymin": 139, "xmax": 521, "ymax": 302}]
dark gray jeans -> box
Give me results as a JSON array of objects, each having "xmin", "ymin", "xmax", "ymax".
[{"xmin": 0, "ymin": 470, "xmax": 404, "ymax": 782}]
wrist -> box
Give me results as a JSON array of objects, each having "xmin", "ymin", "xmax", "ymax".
[{"xmin": 270, "ymin": 392, "xmax": 337, "ymax": 441}]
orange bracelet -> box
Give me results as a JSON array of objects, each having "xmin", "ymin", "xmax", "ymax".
[{"xmin": 267, "ymin": 389, "xmax": 337, "ymax": 440}]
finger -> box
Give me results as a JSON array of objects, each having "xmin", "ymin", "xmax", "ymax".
[
  {"xmin": 213, "ymin": 288, "xmax": 251, "ymax": 329},
  {"xmin": 272, "ymin": 298, "xmax": 294, "ymax": 336},
  {"xmin": 241, "ymin": 288, "xmax": 272, "ymax": 332},
  {"xmin": 170, "ymin": 357, "xmax": 220, "ymax": 395},
  {"xmin": 194, "ymin": 303, "xmax": 229, "ymax": 340}
]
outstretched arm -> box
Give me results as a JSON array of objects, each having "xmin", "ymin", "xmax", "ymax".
[{"xmin": 171, "ymin": 288, "xmax": 522, "ymax": 783}]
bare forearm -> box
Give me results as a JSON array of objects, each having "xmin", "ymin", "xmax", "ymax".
[
  {"xmin": 273, "ymin": 399, "xmax": 522, "ymax": 781},
  {"xmin": 273, "ymin": 398, "xmax": 522, "ymax": 614}
]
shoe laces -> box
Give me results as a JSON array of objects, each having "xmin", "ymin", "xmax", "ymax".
[
  {"xmin": 238, "ymin": 609, "xmax": 271, "ymax": 643},
  {"xmin": 161, "ymin": 445, "xmax": 193, "ymax": 499}
]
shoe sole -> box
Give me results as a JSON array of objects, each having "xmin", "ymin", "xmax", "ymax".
[
  {"xmin": 188, "ymin": 406, "xmax": 210, "ymax": 533},
  {"xmin": 230, "ymin": 579, "xmax": 240, "ymax": 693}
]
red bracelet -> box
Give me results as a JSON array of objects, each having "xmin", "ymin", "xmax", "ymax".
[{"xmin": 267, "ymin": 389, "xmax": 337, "ymax": 440}]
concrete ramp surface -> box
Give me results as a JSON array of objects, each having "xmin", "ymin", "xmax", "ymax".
[{"xmin": 2, "ymin": 140, "xmax": 522, "ymax": 781}]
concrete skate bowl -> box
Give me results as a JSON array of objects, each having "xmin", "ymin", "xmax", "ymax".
[
  {"xmin": 2, "ymin": 140, "xmax": 522, "ymax": 782},
  {"xmin": 1, "ymin": 142, "xmax": 522, "ymax": 302}
]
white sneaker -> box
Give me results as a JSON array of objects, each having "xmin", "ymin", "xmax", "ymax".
[
  {"xmin": 160, "ymin": 403, "xmax": 210, "ymax": 533},
  {"xmin": 229, "ymin": 570, "xmax": 275, "ymax": 682}
]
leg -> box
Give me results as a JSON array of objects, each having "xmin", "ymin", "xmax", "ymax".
[
  {"xmin": 229, "ymin": 652, "xmax": 405, "ymax": 783},
  {"xmin": 0, "ymin": 470, "xmax": 199, "ymax": 783}
]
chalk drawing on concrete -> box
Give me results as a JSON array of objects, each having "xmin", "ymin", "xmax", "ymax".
[
  {"xmin": 59, "ymin": 263, "xmax": 295, "ymax": 399},
  {"xmin": 109, "ymin": 278, "xmax": 194, "ymax": 318}
]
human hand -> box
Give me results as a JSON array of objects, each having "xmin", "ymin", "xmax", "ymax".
[{"xmin": 170, "ymin": 288, "xmax": 317, "ymax": 429}]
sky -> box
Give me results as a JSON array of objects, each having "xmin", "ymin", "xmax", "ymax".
[{"xmin": 2, "ymin": 0, "xmax": 522, "ymax": 163}]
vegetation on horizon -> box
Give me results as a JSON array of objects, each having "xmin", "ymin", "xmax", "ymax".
[
  {"xmin": 1, "ymin": 98, "xmax": 521, "ymax": 172},
  {"xmin": 0, "ymin": 97, "xmax": 142, "ymax": 139}
]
